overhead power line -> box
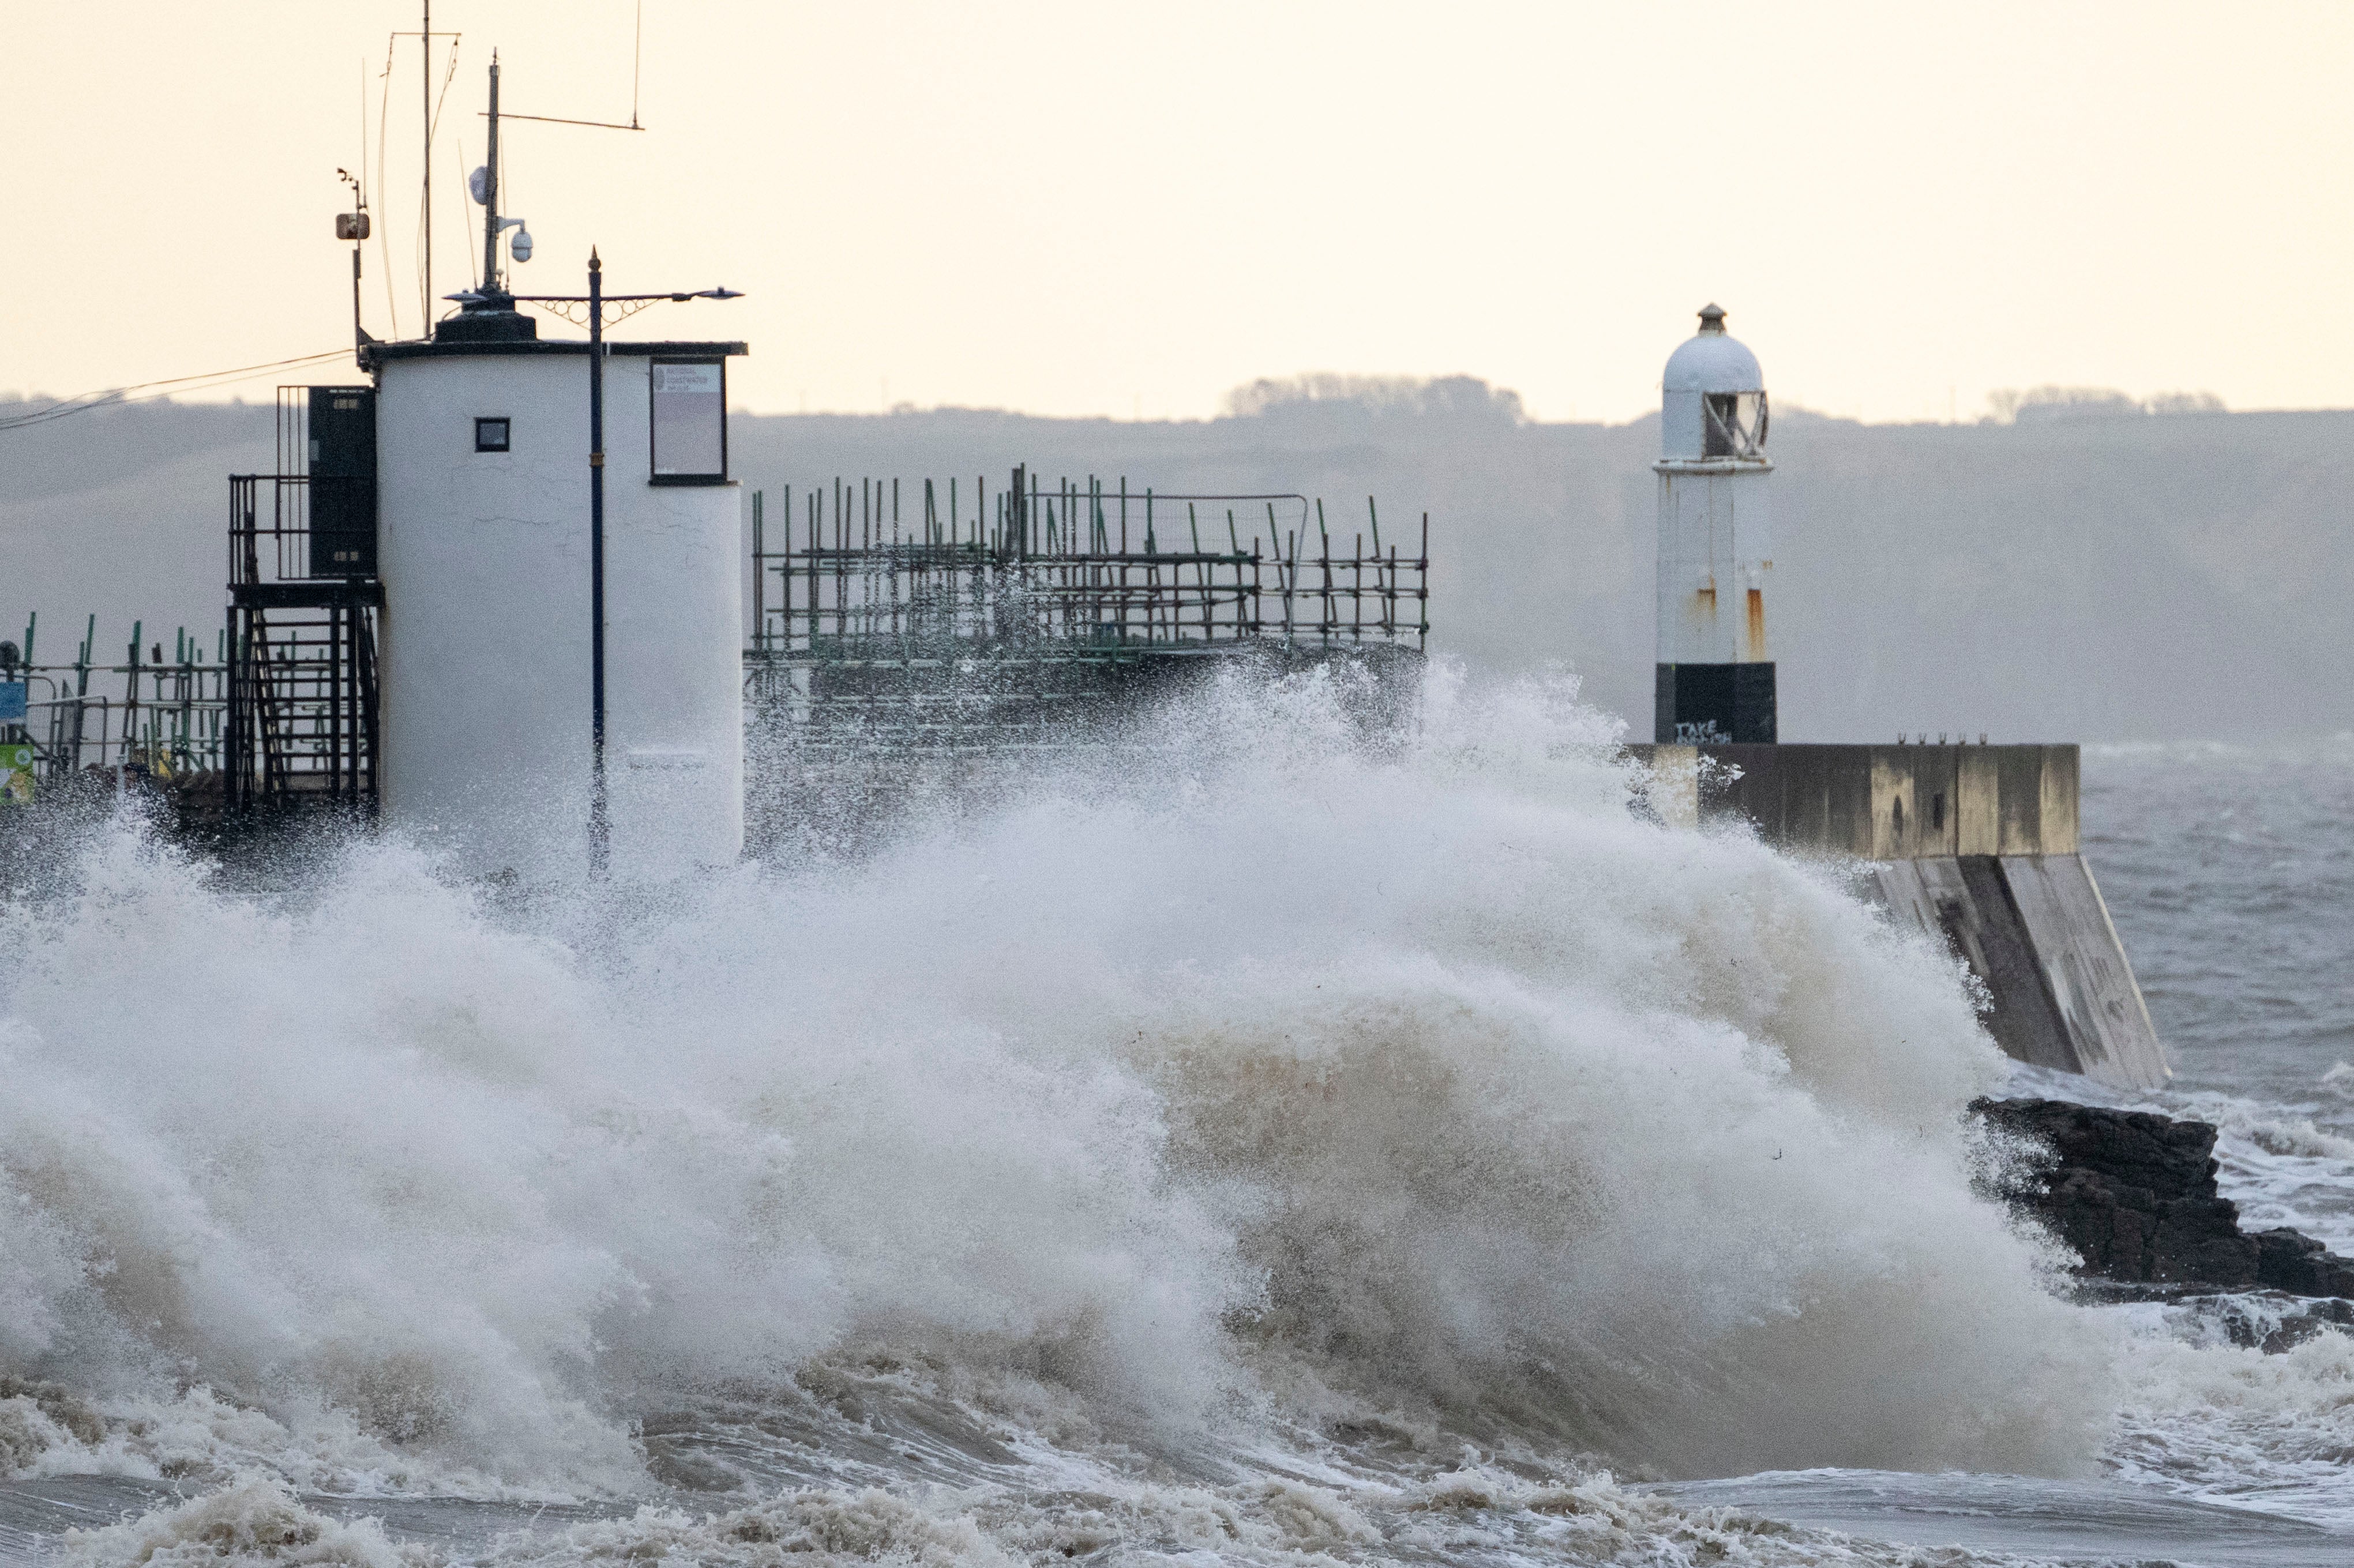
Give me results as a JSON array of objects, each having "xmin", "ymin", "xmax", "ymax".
[{"xmin": 0, "ymin": 351, "xmax": 353, "ymax": 434}]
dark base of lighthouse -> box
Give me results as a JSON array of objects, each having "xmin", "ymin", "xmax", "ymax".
[{"xmin": 1654, "ymin": 661, "xmax": 1777, "ymax": 744}]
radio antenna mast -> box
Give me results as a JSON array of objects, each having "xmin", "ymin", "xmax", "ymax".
[
  {"xmin": 480, "ymin": 54, "xmax": 501, "ymax": 294},
  {"xmin": 486, "ymin": 4, "xmax": 652, "ymax": 134},
  {"xmin": 422, "ymin": 1, "xmax": 432, "ymax": 312}
]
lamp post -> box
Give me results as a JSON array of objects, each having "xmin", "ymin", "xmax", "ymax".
[
  {"xmin": 445, "ymin": 268, "xmax": 741, "ymax": 875},
  {"xmin": 587, "ymin": 252, "xmax": 608, "ymax": 871}
]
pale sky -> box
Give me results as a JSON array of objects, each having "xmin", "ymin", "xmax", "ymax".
[{"xmin": 3, "ymin": 1, "xmax": 2351, "ymax": 424}]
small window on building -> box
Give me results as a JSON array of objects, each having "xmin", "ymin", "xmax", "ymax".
[
  {"xmin": 649, "ymin": 359, "xmax": 726, "ymax": 483},
  {"xmin": 475, "ymin": 417, "xmax": 511, "ymax": 453}
]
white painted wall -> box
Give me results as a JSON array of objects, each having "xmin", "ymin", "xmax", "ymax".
[
  {"xmin": 376, "ymin": 348, "xmax": 742, "ymax": 881},
  {"xmin": 1655, "ymin": 468, "xmax": 1774, "ymax": 665},
  {"xmin": 1655, "ymin": 315, "xmax": 1774, "ymax": 669}
]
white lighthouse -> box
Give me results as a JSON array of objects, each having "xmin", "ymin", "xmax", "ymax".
[{"xmin": 1655, "ymin": 303, "xmax": 1775, "ymax": 743}]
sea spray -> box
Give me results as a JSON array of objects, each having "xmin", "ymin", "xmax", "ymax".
[{"xmin": 0, "ymin": 663, "xmax": 2119, "ymax": 1524}]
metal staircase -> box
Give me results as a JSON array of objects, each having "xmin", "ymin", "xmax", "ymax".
[{"xmin": 224, "ymin": 388, "xmax": 381, "ymax": 816}]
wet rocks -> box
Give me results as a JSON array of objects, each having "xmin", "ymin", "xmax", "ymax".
[
  {"xmin": 1973, "ymin": 1097, "xmax": 2354, "ymax": 1299},
  {"xmin": 2254, "ymin": 1296, "xmax": 2354, "ymax": 1353},
  {"xmin": 2250, "ymin": 1226, "xmax": 2354, "ymax": 1298}
]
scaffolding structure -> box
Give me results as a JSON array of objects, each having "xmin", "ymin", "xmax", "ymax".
[
  {"xmin": 753, "ymin": 468, "xmax": 1425, "ymax": 657},
  {"xmin": 744, "ymin": 467, "xmax": 1429, "ymax": 830},
  {"xmin": 3, "ymin": 616, "xmax": 230, "ymax": 784}
]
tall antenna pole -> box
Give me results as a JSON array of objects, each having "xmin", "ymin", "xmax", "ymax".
[
  {"xmin": 587, "ymin": 249, "xmax": 610, "ymax": 876},
  {"xmin": 340, "ymin": 168, "xmax": 369, "ymax": 356},
  {"xmin": 480, "ymin": 54, "xmax": 501, "ymax": 295},
  {"xmin": 421, "ymin": 1, "xmax": 431, "ymax": 315},
  {"xmin": 350, "ymin": 59, "xmax": 370, "ymax": 356}
]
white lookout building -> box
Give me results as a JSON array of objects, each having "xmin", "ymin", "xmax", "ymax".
[
  {"xmin": 224, "ymin": 55, "xmax": 746, "ymax": 882},
  {"xmin": 371, "ymin": 313, "xmax": 745, "ymax": 879}
]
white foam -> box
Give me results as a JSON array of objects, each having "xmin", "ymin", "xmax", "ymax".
[
  {"xmin": 472, "ymin": 1465, "xmax": 1971, "ymax": 1568},
  {"xmin": 0, "ymin": 660, "xmax": 2236, "ymax": 1543},
  {"xmin": 2109, "ymin": 1326, "xmax": 2354, "ymax": 1528},
  {"xmin": 62, "ymin": 1472, "xmax": 427, "ymax": 1568}
]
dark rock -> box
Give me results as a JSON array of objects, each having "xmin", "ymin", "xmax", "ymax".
[
  {"xmin": 1973, "ymin": 1097, "xmax": 2354, "ymax": 1299},
  {"xmin": 2252, "ymin": 1227, "xmax": 2354, "ymax": 1298},
  {"xmin": 2260, "ymin": 1297, "xmax": 2354, "ymax": 1354}
]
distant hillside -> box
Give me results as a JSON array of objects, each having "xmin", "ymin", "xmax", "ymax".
[
  {"xmin": 0, "ymin": 398, "xmax": 271, "ymax": 663},
  {"xmin": 5, "ymin": 391, "xmax": 2348, "ymax": 742}
]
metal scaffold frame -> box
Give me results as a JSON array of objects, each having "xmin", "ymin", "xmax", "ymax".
[
  {"xmin": 743, "ymin": 466, "xmax": 1429, "ymax": 830},
  {"xmin": 752, "ymin": 468, "xmax": 1427, "ymax": 659},
  {"xmin": 749, "ymin": 464, "xmax": 1424, "ymax": 684},
  {"xmin": 2, "ymin": 616, "xmax": 230, "ymax": 786}
]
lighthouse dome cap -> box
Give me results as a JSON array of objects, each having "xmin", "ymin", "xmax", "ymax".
[{"xmin": 1663, "ymin": 303, "xmax": 1763, "ymax": 394}]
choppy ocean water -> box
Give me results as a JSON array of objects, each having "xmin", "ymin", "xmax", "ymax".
[
  {"xmin": 2085, "ymin": 740, "xmax": 2354, "ymax": 1244},
  {"xmin": 0, "ymin": 678, "xmax": 2348, "ymax": 1567}
]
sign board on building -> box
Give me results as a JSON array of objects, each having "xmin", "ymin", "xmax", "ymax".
[
  {"xmin": 1, "ymin": 742, "xmax": 34, "ymax": 804},
  {"xmin": 649, "ymin": 360, "xmax": 726, "ymax": 481}
]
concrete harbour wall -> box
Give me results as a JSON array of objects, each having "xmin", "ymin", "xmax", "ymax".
[{"xmin": 1627, "ymin": 743, "xmax": 2169, "ymax": 1091}]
